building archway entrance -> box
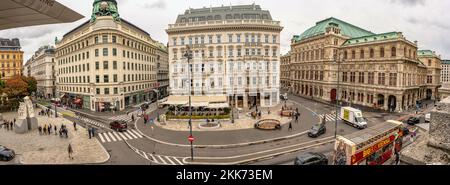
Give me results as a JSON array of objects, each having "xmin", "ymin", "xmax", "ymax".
[
  {"xmin": 377, "ymin": 94, "xmax": 385, "ymax": 109},
  {"xmin": 331, "ymin": 89, "xmax": 337, "ymax": 102},
  {"xmin": 388, "ymin": 95, "xmax": 397, "ymax": 112},
  {"xmin": 426, "ymin": 89, "xmax": 433, "ymax": 100}
]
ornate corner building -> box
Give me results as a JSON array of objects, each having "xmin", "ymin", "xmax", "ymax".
[
  {"xmin": 166, "ymin": 4, "xmax": 283, "ymax": 109},
  {"xmin": 55, "ymin": 0, "xmax": 167, "ymax": 112},
  {"xmin": 285, "ymin": 17, "xmax": 442, "ymax": 112},
  {"xmin": 0, "ymin": 38, "xmax": 23, "ymax": 80}
]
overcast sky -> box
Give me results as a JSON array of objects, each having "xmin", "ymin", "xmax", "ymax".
[{"xmin": 1, "ymin": 0, "xmax": 449, "ymax": 62}]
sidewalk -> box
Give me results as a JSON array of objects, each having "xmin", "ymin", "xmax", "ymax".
[{"xmin": 0, "ymin": 110, "xmax": 109, "ymax": 165}]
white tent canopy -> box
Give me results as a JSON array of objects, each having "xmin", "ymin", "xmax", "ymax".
[{"xmin": 0, "ymin": 0, "xmax": 84, "ymax": 30}]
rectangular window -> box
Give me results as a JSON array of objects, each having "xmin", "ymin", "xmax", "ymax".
[
  {"xmin": 104, "ymin": 88, "xmax": 110, "ymax": 95},
  {"xmin": 96, "ymin": 75, "xmax": 100, "ymax": 83},
  {"xmin": 181, "ymin": 37, "xmax": 185, "ymax": 45},
  {"xmin": 104, "ymin": 75, "xmax": 109, "ymax": 83},
  {"xmin": 237, "ymin": 35, "xmax": 241, "ymax": 43},
  {"xmin": 103, "ymin": 48, "xmax": 108, "ymax": 56},
  {"xmin": 95, "ymin": 49, "xmax": 99, "ymax": 57},
  {"xmin": 113, "ymin": 61, "xmax": 117, "ymax": 70},
  {"xmin": 228, "ymin": 34, "xmax": 233, "ymax": 43},
  {"xmin": 368, "ymin": 72, "xmax": 374, "ymax": 85},
  {"xmin": 217, "ymin": 35, "xmax": 221, "ymax": 43},
  {"xmin": 102, "ymin": 35, "xmax": 108, "ymax": 43},
  {"xmin": 95, "ymin": 37, "xmax": 99, "ymax": 44},
  {"xmin": 378, "ymin": 73, "xmax": 385, "ymax": 85},
  {"xmin": 103, "ymin": 61, "xmax": 108, "ymax": 69},
  {"xmin": 273, "ymin": 35, "xmax": 277, "ymax": 43},
  {"xmin": 113, "ymin": 74, "xmax": 118, "ymax": 82},
  {"xmin": 112, "ymin": 36, "xmax": 116, "ymax": 43},
  {"xmin": 114, "ymin": 88, "xmax": 118, "ymax": 94},
  {"xmin": 96, "ymin": 88, "xmax": 100, "ymax": 94},
  {"xmin": 389, "ymin": 73, "xmax": 397, "ymax": 86},
  {"xmin": 173, "ymin": 38, "xmax": 177, "ymax": 46},
  {"xmin": 265, "ymin": 35, "xmax": 269, "ymax": 43},
  {"xmin": 95, "ymin": 61, "xmax": 99, "ymax": 70},
  {"xmin": 112, "ymin": 48, "xmax": 117, "ymax": 56}
]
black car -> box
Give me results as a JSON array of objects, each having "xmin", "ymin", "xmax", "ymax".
[
  {"xmin": 407, "ymin": 117, "xmax": 420, "ymax": 125},
  {"xmin": 0, "ymin": 145, "xmax": 15, "ymax": 162},
  {"xmin": 308, "ymin": 123, "xmax": 326, "ymax": 138},
  {"xmin": 294, "ymin": 152, "xmax": 328, "ymax": 165}
]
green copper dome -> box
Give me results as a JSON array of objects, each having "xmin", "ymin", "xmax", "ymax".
[{"xmin": 295, "ymin": 17, "xmax": 374, "ymax": 42}]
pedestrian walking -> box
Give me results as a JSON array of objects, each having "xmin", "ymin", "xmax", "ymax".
[
  {"xmin": 6, "ymin": 122, "xmax": 9, "ymax": 131},
  {"xmin": 10, "ymin": 121, "xmax": 13, "ymax": 130},
  {"xmin": 131, "ymin": 114, "xmax": 135, "ymax": 122},
  {"xmin": 47, "ymin": 125, "xmax": 51, "ymax": 135},
  {"xmin": 395, "ymin": 151, "xmax": 400, "ymax": 165},
  {"xmin": 54, "ymin": 126, "xmax": 57, "ymax": 135},
  {"xmin": 43, "ymin": 125, "xmax": 48, "ymax": 135},
  {"xmin": 73, "ymin": 122, "xmax": 77, "ymax": 131},
  {"xmin": 38, "ymin": 126, "xmax": 42, "ymax": 135},
  {"xmin": 68, "ymin": 144, "xmax": 74, "ymax": 159},
  {"xmin": 88, "ymin": 127, "xmax": 92, "ymax": 139},
  {"xmin": 288, "ymin": 122, "xmax": 293, "ymax": 131},
  {"xmin": 295, "ymin": 112, "xmax": 299, "ymax": 124}
]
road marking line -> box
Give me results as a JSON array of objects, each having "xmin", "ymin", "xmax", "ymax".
[
  {"xmin": 118, "ymin": 132, "xmax": 128, "ymax": 140},
  {"xmin": 112, "ymin": 132, "xmax": 122, "ymax": 141},
  {"xmin": 148, "ymin": 153, "xmax": 155, "ymax": 161},
  {"xmin": 142, "ymin": 152, "xmax": 149, "ymax": 160},
  {"xmin": 164, "ymin": 156, "xmax": 176, "ymax": 165},
  {"xmin": 107, "ymin": 132, "xmax": 117, "ymax": 142},
  {"xmin": 130, "ymin": 129, "xmax": 143, "ymax": 138},
  {"xmin": 123, "ymin": 131, "xmax": 133, "ymax": 140},
  {"xmin": 157, "ymin": 155, "xmax": 167, "ymax": 164},
  {"xmin": 102, "ymin": 133, "xmax": 111, "ymax": 142},
  {"xmin": 172, "ymin": 157, "xmax": 183, "ymax": 165},
  {"xmin": 98, "ymin": 133, "xmax": 105, "ymax": 143},
  {"xmin": 127, "ymin": 130, "xmax": 138, "ymax": 139}
]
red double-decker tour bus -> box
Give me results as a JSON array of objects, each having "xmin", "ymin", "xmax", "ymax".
[{"xmin": 333, "ymin": 120, "xmax": 405, "ymax": 165}]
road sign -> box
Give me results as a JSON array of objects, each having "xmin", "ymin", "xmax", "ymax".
[{"xmin": 188, "ymin": 135, "xmax": 194, "ymax": 142}]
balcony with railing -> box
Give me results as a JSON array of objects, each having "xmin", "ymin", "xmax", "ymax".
[{"xmin": 168, "ymin": 19, "xmax": 281, "ymax": 30}]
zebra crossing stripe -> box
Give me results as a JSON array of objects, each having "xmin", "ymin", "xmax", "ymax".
[
  {"xmin": 165, "ymin": 156, "xmax": 176, "ymax": 165},
  {"xmin": 142, "ymin": 152, "xmax": 149, "ymax": 160},
  {"xmin": 130, "ymin": 129, "xmax": 143, "ymax": 138},
  {"xmin": 103, "ymin": 133, "xmax": 111, "ymax": 142},
  {"xmin": 172, "ymin": 157, "xmax": 183, "ymax": 165},
  {"xmin": 126, "ymin": 130, "xmax": 138, "ymax": 139},
  {"xmin": 98, "ymin": 133, "xmax": 105, "ymax": 143},
  {"xmin": 107, "ymin": 132, "xmax": 117, "ymax": 142},
  {"xmin": 112, "ymin": 132, "xmax": 122, "ymax": 141},
  {"xmin": 118, "ymin": 132, "xmax": 128, "ymax": 140},
  {"xmin": 123, "ymin": 131, "xmax": 133, "ymax": 140},
  {"xmin": 157, "ymin": 155, "xmax": 167, "ymax": 164},
  {"xmin": 148, "ymin": 153, "xmax": 155, "ymax": 161}
]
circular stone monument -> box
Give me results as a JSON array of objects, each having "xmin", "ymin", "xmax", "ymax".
[{"xmin": 254, "ymin": 119, "xmax": 282, "ymax": 130}]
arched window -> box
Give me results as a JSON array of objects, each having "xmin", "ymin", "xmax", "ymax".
[
  {"xmin": 380, "ymin": 47, "xmax": 385, "ymax": 57},
  {"xmin": 352, "ymin": 50, "xmax": 356, "ymax": 59},
  {"xmin": 391, "ymin": 47, "xmax": 397, "ymax": 57},
  {"xmin": 344, "ymin": 50, "xmax": 348, "ymax": 59},
  {"xmin": 360, "ymin": 49, "xmax": 365, "ymax": 59},
  {"xmin": 370, "ymin": 48, "xmax": 374, "ymax": 58}
]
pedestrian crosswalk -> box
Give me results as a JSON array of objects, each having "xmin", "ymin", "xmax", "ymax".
[
  {"xmin": 318, "ymin": 114, "xmax": 342, "ymax": 122},
  {"xmin": 133, "ymin": 149, "xmax": 185, "ymax": 165},
  {"xmin": 77, "ymin": 116, "xmax": 108, "ymax": 129},
  {"xmin": 97, "ymin": 129, "xmax": 143, "ymax": 143},
  {"xmin": 109, "ymin": 114, "xmax": 133, "ymax": 123}
]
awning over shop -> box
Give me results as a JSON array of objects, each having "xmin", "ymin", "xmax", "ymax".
[
  {"xmin": 163, "ymin": 95, "xmax": 228, "ymax": 107},
  {"xmin": 1, "ymin": 0, "xmax": 84, "ymax": 30},
  {"xmin": 207, "ymin": 103, "xmax": 230, "ymax": 109}
]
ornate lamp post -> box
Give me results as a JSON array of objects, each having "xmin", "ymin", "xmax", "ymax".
[
  {"xmin": 334, "ymin": 53, "xmax": 344, "ymax": 139},
  {"xmin": 184, "ymin": 45, "xmax": 194, "ymax": 161}
]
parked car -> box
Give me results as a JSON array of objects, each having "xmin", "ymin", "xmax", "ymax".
[
  {"xmin": 110, "ymin": 121, "xmax": 128, "ymax": 132},
  {"xmin": 424, "ymin": 113, "xmax": 431, "ymax": 123},
  {"xmin": 402, "ymin": 127, "xmax": 410, "ymax": 136},
  {"xmin": 406, "ymin": 117, "xmax": 420, "ymax": 125},
  {"xmin": 0, "ymin": 145, "xmax": 15, "ymax": 162},
  {"xmin": 308, "ymin": 123, "xmax": 326, "ymax": 138},
  {"xmin": 294, "ymin": 152, "xmax": 328, "ymax": 165}
]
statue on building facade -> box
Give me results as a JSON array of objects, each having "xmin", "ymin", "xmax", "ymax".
[{"xmin": 91, "ymin": 0, "xmax": 120, "ymax": 23}]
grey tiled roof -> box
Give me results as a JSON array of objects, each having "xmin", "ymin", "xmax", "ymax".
[
  {"xmin": 175, "ymin": 4, "xmax": 273, "ymax": 23},
  {"xmin": 0, "ymin": 38, "xmax": 21, "ymax": 47}
]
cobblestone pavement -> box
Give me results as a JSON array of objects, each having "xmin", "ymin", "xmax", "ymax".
[
  {"xmin": 0, "ymin": 110, "xmax": 109, "ymax": 165},
  {"xmin": 156, "ymin": 103, "xmax": 292, "ymax": 131}
]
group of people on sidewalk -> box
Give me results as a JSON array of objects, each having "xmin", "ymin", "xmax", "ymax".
[
  {"xmin": 1, "ymin": 118, "xmax": 16, "ymax": 131},
  {"xmin": 38, "ymin": 123, "xmax": 70, "ymax": 138},
  {"xmin": 38, "ymin": 108, "xmax": 53, "ymax": 117},
  {"xmin": 288, "ymin": 108, "xmax": 300, "ymax": 131}
]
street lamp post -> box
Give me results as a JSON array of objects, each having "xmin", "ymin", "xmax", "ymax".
[
  {"xmin": 184, "ymin": 45, "xmax": 194, "ymax": 161},
  {"xmin": 334, "ymin": 53, "xmax": 344, "ymax": 139},
  {"xmin": 54, "ymin": 102, "xmax": 58, "ymax": 118}
]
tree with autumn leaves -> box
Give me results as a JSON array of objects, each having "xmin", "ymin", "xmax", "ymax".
[{"xmin": 0, "ymin": 76, "xmax": 37, "ymax": 109}]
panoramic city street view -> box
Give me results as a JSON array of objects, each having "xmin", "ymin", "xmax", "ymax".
[{"xmin": 1, "ymin": 0, "xmax": 450, "ymax": 176}]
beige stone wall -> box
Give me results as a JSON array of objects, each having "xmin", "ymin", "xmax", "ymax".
[{"xmin": 55, "ymin": 16, "xmax": 164, "ymax": 111}]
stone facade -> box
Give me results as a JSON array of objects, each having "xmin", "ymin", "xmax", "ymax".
[
  {"xmin": 0, "ymin": 38, "xmax": 23, "ymax": 80},
  {"xmin": 288, "ymin": 17, "xmax": 441, "ymax": 112},
  {"xmin": 280, "ymin": 52, "xmax": 291, "ymax": 90},
  {"xmin": 418, "ymin": 50, "xmax": 442, "ymax": 101},
  {"xmin": 167, "ymin": 4, "xmax": 283, "ymax": 109},
  {"xmin": 156, "ymin": 42, "xmax": 169, "ymax": 98},
  {"xmin": 23, "ymin": 45, "xmax": 56, "ymax": 99},
  {"xmin": 429, "ymin": 98, "xmax": 450, "ymax": 151},
  {"xmin": 55, "ymin": 1, "xmax": 165, "ymax": 112}
]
